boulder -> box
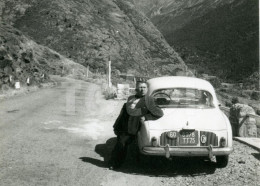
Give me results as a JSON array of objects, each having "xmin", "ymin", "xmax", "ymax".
[{"xmin": 229, "ymin": 103, "xmax": 257, "ymax": 137}]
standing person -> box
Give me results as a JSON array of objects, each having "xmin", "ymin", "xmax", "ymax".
[
  {"xmin": 229, "ymin": 97, "xmax": 239, "ymax": 136},
  {"xmin": 109, "ymin": 80, "xmax": 163, "ymax": 170}
]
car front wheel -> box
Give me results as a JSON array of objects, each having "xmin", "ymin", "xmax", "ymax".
[{"xmin": 216, "ymin": 155, "xmax": 229, "ymax": 168}]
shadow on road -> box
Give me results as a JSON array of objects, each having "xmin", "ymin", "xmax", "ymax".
[
  {"xmin": 251, "ymin": 153, "xmax": 260, "ymax": 161},
  {"xmin": 79, "ymin": 138, "xmax": 117, "ymax": 168},
  {"xmin": 79, "ymin": 157, "xmax": 106, "ymax": 168},
  {"xmin": 80, "ymin": 137, "xmax": 217, "ymax": 177}
]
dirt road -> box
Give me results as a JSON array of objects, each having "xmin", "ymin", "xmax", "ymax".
[{"xmin": 0, "ymin": 77, "xmax": 259, "ymax": 186}]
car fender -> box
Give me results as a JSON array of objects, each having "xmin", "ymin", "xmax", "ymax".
[{"xmin": 220, "ymin": 110, "xmax": 233, "ymax": 147}]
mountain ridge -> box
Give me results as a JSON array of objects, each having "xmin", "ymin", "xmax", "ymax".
[{"xmin": 131, "ymin": 0, "xmax": 259, "ymax": 84}]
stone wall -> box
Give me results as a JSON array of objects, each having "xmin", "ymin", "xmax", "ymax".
[{"xmin": 229, "ymin": 103, "xmax": 257, "ymax": 137}]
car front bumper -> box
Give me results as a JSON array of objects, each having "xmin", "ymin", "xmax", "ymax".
[{"xmin": 141, "ymin": 146, "xmax": 233, "ymax": 157}]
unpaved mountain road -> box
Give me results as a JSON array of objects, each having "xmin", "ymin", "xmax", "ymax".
[{"xmin": 0, "ymin": 77, "xmax": 259, "ymax": 186}]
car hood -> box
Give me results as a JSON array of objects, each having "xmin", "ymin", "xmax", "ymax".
[{"xmin": 148, "ymin": 108, "xmax": 227, "ymax": 131}]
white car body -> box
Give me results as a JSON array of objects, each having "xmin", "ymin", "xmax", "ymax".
[{"xmin": 138, "ymin": 76, "xmax": 233, "ymax": 166}]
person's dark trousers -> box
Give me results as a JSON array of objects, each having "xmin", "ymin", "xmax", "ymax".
[{"xmin": 109, "ymin": 133, "xmax": 134, "ymax": 169}]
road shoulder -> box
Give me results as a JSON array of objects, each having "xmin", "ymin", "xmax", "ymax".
[{"xmin": 233, "ymin": 137, "xmax": 260, "ymax": 152}]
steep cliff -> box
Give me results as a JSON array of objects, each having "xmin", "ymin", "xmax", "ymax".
[{"xmin": 0, "ymin": 23, "xmax": 88, "ymax": 89}]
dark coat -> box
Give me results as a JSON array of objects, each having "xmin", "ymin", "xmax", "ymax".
[
  {"xmin": 113, "ymin": 103, "xmax": 129, "ymax": 135},
  {"xmin": 113, "ymin": 96, "xmax": 164, "ymax": 135}
]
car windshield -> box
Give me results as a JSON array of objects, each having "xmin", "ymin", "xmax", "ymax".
[{"xmin": 152, "ymin": 88, "xmax": 214, "ymax": 108}]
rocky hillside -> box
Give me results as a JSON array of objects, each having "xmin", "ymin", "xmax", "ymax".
[
  {"xmin": 0, "ymin": 0, "xmax": 187, "ymax": 85},
  {"xmin": 131, "ymin": 0, "xmax": 259, "ymax": 84},
  {"xmin": 0, "ymin": 23, "xmax": 88, "ymax": 90},
  {"xmin": 132, "ymin": 0, "xmax": 235, "ymax": 33}
]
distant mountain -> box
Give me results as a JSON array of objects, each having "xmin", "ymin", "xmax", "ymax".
[
  {"xmin": 0, "ymin": 0, "xmax": 187, "ymax": 83},
  {"xmin": 132, "ymin": 0, "xmax": 259, "ymax": 83},
  {"xmin": 132, "ymin": 0, "xmax": 235, "ymax": 33}
]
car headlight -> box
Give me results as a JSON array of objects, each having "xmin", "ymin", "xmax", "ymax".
[
  {"xmin": 220, "ymin": 137, "xmax": 226, "ymax": 147},
  {"xmin": 151, "ymin": 137, "xmax": 158, "ymax": 146}
]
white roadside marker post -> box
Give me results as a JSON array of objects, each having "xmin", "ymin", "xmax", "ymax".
[{"xmin": 108, "ymin": 58, "xmax": 112, "ymax": 88}]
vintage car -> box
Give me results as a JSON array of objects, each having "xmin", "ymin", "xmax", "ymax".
[{"xmin": 137, "ymin": 76, "xmax": 233, "ymax": 167}]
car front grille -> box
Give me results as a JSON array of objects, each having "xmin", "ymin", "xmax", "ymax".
[
  {"xmin": 200, "ymin": 131, "xmax": 218, "ymax": 146},
  {"xmin": 160, "ymin": 132, "xmax": 177, "ymax": 146}
]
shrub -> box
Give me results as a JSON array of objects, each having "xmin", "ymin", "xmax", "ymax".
[
  {"xmin": 225, "ymin": 101, "xmax": 232, "ymax": 107},
  {"xmin": 231, "ymin": 97, "xmax": 239, "ymax": 104},
  {"xmin": 240, "ymin": 91, "xmax": 250, "ymax": 98},
  {"xmin": 103, "ymin": 87, "xmax": 116, "ymax": 100},
  {"xmin": 208, "ymin": 78, "xmax": 221, "ymax": 88},
  {"xmin": 251, "ymin": 91, "xmax": 260, "ymax": 100}
]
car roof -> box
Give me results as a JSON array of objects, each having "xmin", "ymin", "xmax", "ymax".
[
  {"xmin": 147, "ymin": 76, "xmax": 215, "ymax": 95},
  {"xmin": 146, "ymin": 76, "xmax": 220, "ymax": 107}
]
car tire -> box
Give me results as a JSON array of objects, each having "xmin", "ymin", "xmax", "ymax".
[{"xmin": 216, "ymin": 155, "xmax": 229, "ymax": 168}]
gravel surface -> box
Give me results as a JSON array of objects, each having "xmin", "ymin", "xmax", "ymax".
[
  {"xmin": 97, "ymin": 128, "xmax": 260, "ymax": 186},
  {"xmin": 111, "ymin": 140, "xmax": 259, "ymax": 186}
]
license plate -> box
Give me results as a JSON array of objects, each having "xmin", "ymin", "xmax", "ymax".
[{"xmin": 179, "ymin": 130, "xmax": 198, "ymax": 146}]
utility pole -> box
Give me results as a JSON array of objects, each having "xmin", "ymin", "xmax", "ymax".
[
  {"xmin": 106, "ymin": 30, "xmax": 119, "ymax": 88},
  {"xmin": 108, "ymin": 57, "xmax": 112, "ymax": 88}
]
